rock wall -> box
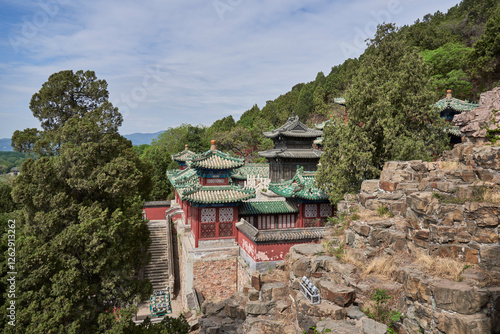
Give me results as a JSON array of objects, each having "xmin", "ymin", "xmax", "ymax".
[
  {"xmin": 341, "ymin": 143, "xmax": 500, "ymax": 271},
  {"xmin": 454, "ymin": 87, "xmax": 500, "ymax": 143},
  {"xmin": 335, "ymin": 142, "xmax": 500, "ymax": 333}
]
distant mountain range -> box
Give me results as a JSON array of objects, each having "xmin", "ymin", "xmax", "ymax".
[
  {"xmin": 0, "ymin": 138, "xmax": 12, "ymax": 151},
  {"xmin": 0, "ymin": 131, "xmax": 165, "ymax": 151},
  {"xmin": 123, "ymin": 131, "xmax": 164, "ymax": 146}
]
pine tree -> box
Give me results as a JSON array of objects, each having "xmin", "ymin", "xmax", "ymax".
[{"xmin": 8, "ymin": 70, "xmax": 153, "ymax": 333}]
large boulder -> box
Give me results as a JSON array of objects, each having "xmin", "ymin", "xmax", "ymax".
[
  {"xmin": 317, "ymin": 280, "xmax": 356, "ymax": 307},
  {"xmin": 453, "ymin": 86, "xmax": 500, "ymax": 143}
]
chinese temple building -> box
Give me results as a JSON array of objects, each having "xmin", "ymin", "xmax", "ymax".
[
  {"xmin": 434, "ymin": 89, "xmax": 479, "ymax": 146},
  {"xmin": 258, "ymin": 114, "xmax": 323, "ymax": 182},
  {"xmin": 168, "ymin": 140, "xmax": 255, "ymax": 248},
  {"xmin": 171, "ymin": 144, "xmax": 197, "ymax": 170},
  {"xmin": 168, "ymin": 139, "xmax": 332, "ymax": 298},
  {"xmin": 434, "ymin": 89, "xmax": 479, "ymax": 122},
  {"xmin": 268, "ymin": 167, "xmax": 333, "ymax": 227}
]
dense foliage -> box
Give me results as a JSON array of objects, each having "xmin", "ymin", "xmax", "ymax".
[
  {"xmin": 0, "ymin": 152, "xmax": 27, "ymax": 174},
  {"xmin": 316, "ymin": 24, "xmax": 448, "ymax": 203},
  {"xmin": 5, "ymin": 70, "xmax": 155, "ymax": 333}
]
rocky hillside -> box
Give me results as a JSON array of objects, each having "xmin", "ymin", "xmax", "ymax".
[{"xmin": 190, "ymin": 88, "xmax": 500, "ymax": 334}]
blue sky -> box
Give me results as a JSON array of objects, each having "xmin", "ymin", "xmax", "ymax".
[{"xmin": 0, "ymin": 0, "xmax": 461, "ymax": 138}]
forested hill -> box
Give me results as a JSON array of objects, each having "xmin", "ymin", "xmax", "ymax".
[
  {"xmin": 138, "ymin": 0, "xmax": 500, "ymax": 201},
  {"xmin": 234, "ymin": 0, "xmax": 499, "ymax": 131}
]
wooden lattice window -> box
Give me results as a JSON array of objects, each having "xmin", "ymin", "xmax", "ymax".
[
  {"xmin": 201, "ymin": 208, "xmax": 216, "ymax": 223},
  {"xmin": 219, "ymin": 207, "xmax": 233, "ymax": 222},
  {"xmin": 304, "ymin": 204, "xmax": 317, "ymax": 218},
  {"xmin": 219, "ymin": 222, "xmax": 233, "ymax": 237},
  {"xmin": 320, "ymin": 204, "xmax": 333, "ymax": 217},
  {"xmin": 200, "ymin": 223, "xmax": 216, "ymax": 238}
]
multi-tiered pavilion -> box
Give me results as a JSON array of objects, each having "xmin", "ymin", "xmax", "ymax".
[{"xmin": 258, "ymin": 114, "xmax": 323, "ymax": 182}]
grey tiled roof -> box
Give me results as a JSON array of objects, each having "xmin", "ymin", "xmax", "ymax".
[
  {"xmin": 236, "ymin": 219, "xmax": 327, "ymax": 242},
  {"xmin": 258, "ymin": 148, "xmax": 323, "ymax": 159},
  {"xmin": 263, "ymin": 115, "xmax": 323, "ymax": 139}
]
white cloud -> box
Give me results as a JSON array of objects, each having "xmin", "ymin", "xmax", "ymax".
[{"xmin": 0, "ymin": 0, "xmax": 461, "ymax": 138}]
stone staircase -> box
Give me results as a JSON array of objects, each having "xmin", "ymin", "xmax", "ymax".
[{"xmin": 144, "ymin": 220, "xmax": 170, "ymax": 292}]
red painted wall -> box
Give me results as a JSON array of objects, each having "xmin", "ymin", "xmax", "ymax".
[
  {"xmin": 237, "ymin": 230, "xmax": 314, "ymax": 262},
  {"xmin": 143, "ymin": 206, "xmax": 169, "ymax": 220}
]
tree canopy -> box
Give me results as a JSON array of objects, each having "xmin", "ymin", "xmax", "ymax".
[
  {"xmin": 5, "ymin": 70, "xmax": 154, "ymax": 333},
  {"xmin": 316, "ymin": 24, "xmax": 448, "ymax": 203}
]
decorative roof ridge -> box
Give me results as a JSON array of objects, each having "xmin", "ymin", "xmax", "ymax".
[
  {"xmin": 236, "ymin": 219, "xmax": 328, "ymax": 242},
  {"xmin": 193, "ymin": 149, "xmax": 244, "ymax": 162},
  {"xmin": 433, "ymin": 96, "xmax": 479, "ymax": 111},
  {"xmin": 171, "ymin": 147, "xmax": 198, "ymax": 162},
  {"xmin": 263, "ymin": 115, "xmax": 323, "ymax": 138}
]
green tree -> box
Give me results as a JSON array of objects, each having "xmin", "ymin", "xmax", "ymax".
[
  {"xmin": 207, "ymin": 115, "xmax": 236, "ymax": 137},
  {"xmin": 421, "ymin": 43, "xmax": 474, "ymax": 99},
  {"xmin": 214, "ymin": 125, "xmax": 272, "ymax": 162},
  {"xmin": 317, "ymin": 24, "xmax": 448, "ymax": 203},
  {"xmin": 7, "ymin": 70, "xmax": 153, "ymax": 333},
  {"xmin": 295, "ymin": 83, "xmax": 314, "ymax": 121},
  {"xmin": 237, "ymin": 104, "xmax": 261, "ymax": 129},
  {"xmin": 313, "ymin": 84, "xmax": 329, "ymax": 116},
  {"xmin": 12, "ymin": 70, "xmax": 122, "ymax": 156},
  {"xmin": 134, "ymin": 143, "xmax": 150, "ymax": 156},
  {"xmin": 141, "ymin": 144, "xmax": 173, "ymax": 200},
  {"xmin": 468, "ymin": 7, "xmax": 500, "ymax": 91}
]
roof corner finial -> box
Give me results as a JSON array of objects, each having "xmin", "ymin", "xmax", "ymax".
[
  {"xmin": 210, "ymin": 140, "xmax": 216, "ymax": 151},
  {"xmin": 446, "ymin": 89, "xmax": 452, "ymax": 99},
  {"xmin": 291, "ymin": 110, "xmax": 296, "ymax": 119},
  {"xmin": 185, "ymin": 144, "xmax": 189, "ymax": 150}
]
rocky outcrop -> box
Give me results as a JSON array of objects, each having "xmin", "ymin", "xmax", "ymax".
[
  {"xmin": 453, "ymin": 86, "xmax": 500, "ymax": 143},
  {"xmin": 342, "ymin": 141, "xmax": 500, "ymax": 271}
]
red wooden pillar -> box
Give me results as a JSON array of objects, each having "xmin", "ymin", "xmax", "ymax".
[
  {"xmin": 194, "ymin": 206, "xmax": 199, "ymax": 248},
  {"xmin": 233, "ymin": 207, "xmax": 238, "ymax": 237},
  {"xmin": 298, "ymin": 203, "xmax": 304, "ymax": 227}
]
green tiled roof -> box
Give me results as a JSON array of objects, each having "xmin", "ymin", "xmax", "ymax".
[
  {"xmin": 315, "ymin": 119, "xmax": 332, "ymax": 130},
  {"xmin": 231, "ymin": 163, "xmax": 269, "ymax": 180},
  {"xmin": 334, "ymin": 97, "xmax": 346, "ymax": 106},
  {"xmin": 444, "ymin": 126, "xmax": 463, "ymax": 137},
  {"xmin": 172, "ymin": 147, "xmax": 198, "ymax": 162},
  {"xmin": 179, "ymin": 185, "xmax": 255, "ymax": 204},
  {"xmin": 263, "ymin": 115, "xmax": 323, "ymax": 139},
  {"xmin": 239, "ymin": 200, "xmax": 298, "ymax": 215},
  {"xmin": 191, "ymin": 149, "xmax": 245, "ymax": 170},
  {"xmin": 434, "ymin": 97, "xmax": 478, "ymax": 113},
  {"xmin": 167, "ymin": 168, "xmax": 198, "ymax": 188},
  {"xmin": 236, "ymin": 220, "xmax": 327, "ymax": 242},
  {"xmin": 269, "ymin": 167, "xmax": 329, "ymax": 201},
  {"xmin": 313, "ymin": 137, "xmax": 323, "ymax": 145}
]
